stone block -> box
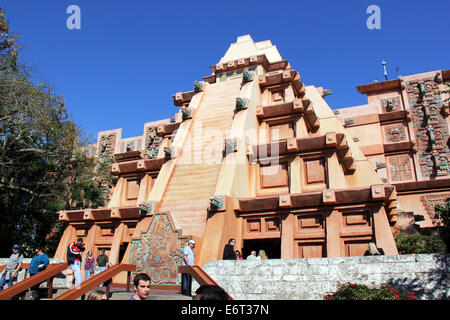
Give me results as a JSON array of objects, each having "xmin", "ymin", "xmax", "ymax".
[
  {"xmin": 279, "ymin": 194, "xmax": 292, "ymax": 208},
  {"xmin": 395, "ymin": 254, "xmax": 417, "ymax": 263},
  {"xmin": 249, "ymin": 55, "xmax": 258, "ymax": 64},
  {"xmin": 371, "ymin": 184, "xmax": 386, "ymax": 200},
  {"xmin": 322, "ymin": 189, "xmax": 336, "ymax": 204},
  {"xmin": 305, "ymin": 257, "xmax": 330, "ymax": 265},
  {"xmin": 286, "ymin": 138, "xmax": 299, "ymax": 152},
  {"xmin": 286, "ymin": 274, "xmax": 305, "ymax": 282},
  {"xmin": 292, "ymin": 98, "xmax": 304, "ymax": 112},
  {"xmin": 258, "ymin": 75, "xmax": 267, "ymax": 86},
  {"xmin": 325, "ymin": 132, "xmax": 338, "ymax": 148}
]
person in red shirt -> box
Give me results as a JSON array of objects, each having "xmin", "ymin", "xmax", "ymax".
[{"xmin": 67, "ymin": 237, "xmax": 85, "ymax": 287}]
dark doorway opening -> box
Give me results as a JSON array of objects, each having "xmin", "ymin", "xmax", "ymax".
[
  {"xmin": 242, "ymin": 238, "xmax": 281, "ymax": 260},
  {"xmin": 118, "ymin": 243, "xmax": 127, "ymax": 263}
]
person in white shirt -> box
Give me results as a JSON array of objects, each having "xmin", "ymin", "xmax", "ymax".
[
  {"xmin": 246, "ymin": 250, "xmax": 257, "ymax": 260},
  {"xmin": 0, "ymin": 244, "xmax": 23, "ymax": 290},
  {"xmin": 181, "ymin": 239, "xmax": 195, "ymax": 296}
]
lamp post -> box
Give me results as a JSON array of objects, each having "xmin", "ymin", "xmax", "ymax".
[{"xmin": 382, "ymin": 60, "xmax": 388, "ymax": 81}]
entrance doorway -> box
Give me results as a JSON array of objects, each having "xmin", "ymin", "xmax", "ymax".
[{"xmin": 242, "ymin": 238, "xmax": 281, "ymax": 260}]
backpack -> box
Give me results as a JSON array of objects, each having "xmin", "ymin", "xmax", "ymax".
[{"xmin": 66, "ymin": 242, "xmax": 77, "ymax": 264}]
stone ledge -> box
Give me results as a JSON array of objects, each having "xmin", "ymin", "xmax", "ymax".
[{"xmin": 199, "ymin": 254, "xmax": 450, "ymax": 300}]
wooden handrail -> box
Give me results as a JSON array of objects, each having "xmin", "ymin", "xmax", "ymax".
[
  {"xmin": 54, "ymin": 264, "xmax": 136, "ymax": 300},
  {"xmin": 179, "ymin": 265, "xmax": 233, "ymax": 300},
  {"xmin": 0, "ymin": 263, "xmax": 30, "ymax": 273},
  {"xmin": 0, "ymin": 262, "xmax": 68, "ymax": 300}
]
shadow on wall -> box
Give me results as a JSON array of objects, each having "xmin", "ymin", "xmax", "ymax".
[{"xmin": 386, "ymin": 255, "xmax": 449, "ymax": 300}]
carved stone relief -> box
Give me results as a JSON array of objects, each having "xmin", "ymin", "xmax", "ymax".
[
  {"xmin": 384, "ymin": 124, "xmax": 407, "ymax": 143},
  {"xmin": 388, "ymin": 154, "xmax": 413, "ymax": 182},
  {"xmin": 98, "ymin": 133, "xmax": 117, "ymax": 155},
  {"xmin": 144, "ymin": 126, "xmax": 163, "ymax": 159},
  {"xmin": 381, "ymin": 96, "xmax": 401, "ymax": 112},
  {"xmin": 129, "ymin": 214, "xmax": 188, "ymax": 285},
  {"xmin": 421, "ymin": 193, "xmax": 450, "ymax": 225},
  {"xmin": 405, "ymin": 78, "xmax": 449, "ymax": 177}
]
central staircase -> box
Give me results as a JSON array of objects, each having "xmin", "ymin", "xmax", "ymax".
[{"xmin": 159, "ymin": 78, "xmax": 242, "ymax": 237}]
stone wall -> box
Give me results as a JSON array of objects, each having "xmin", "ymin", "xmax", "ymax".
[
  {"xmin": 0, "ymin": 258, "xmax": 67, "ymax": 288},
  {"xmin": 194, "ymin": 254, "xmax": 449, "ymax": 300}
]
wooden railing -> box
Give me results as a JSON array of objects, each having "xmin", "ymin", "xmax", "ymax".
[
  {"xmin": 0, "ymin": 262, "xmax": 67, "ymax": 300},
  {"xmin": 54, "ymin": 264, "xmax": 136, "ymax": 300},
  {"xmin": 0, "ymin": 263, "xmax": 30, "ymax": 273},
  {"xmin": 179, "ymin": 265, "xmax": 233, "ymax": 300}
]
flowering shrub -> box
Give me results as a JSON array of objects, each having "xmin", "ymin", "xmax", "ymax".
[{"xmin": 323, "ymin": 282, "xmax": 418, "ymax": 300}]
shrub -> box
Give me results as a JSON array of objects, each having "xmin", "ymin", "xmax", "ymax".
[
  {"xmin": 323, "ymin": 283, "xmax": 417, "ymax": 300},
  {"xmin": 394, "ymin": 233, "xmax": 446, "ymax": 254}
]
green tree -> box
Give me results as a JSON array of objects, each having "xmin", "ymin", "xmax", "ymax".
[
  {"xmin": 0, "ymin": 7, "xmax": 116, "ymax": 257},
  {"xmin": 435, "ymin": 198, "xmax": 450, "ymax": 251}
]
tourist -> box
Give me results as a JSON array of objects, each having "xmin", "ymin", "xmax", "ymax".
[
  {"xmin": 181, "ymin": 239, "xmax": 195, "ymax": 296},
  {"xmin": 130, "ymin": 273, "xmax": 151, "ymax": 300},
  {"xmin": 364, "ymin": 242, "xmax": 385, "ymax": 256},
  {"xmin": 246, "ymin": 251, "xmax": 257, "ymax": 260},
  {"xmin": 84, "ymin": 250, "xmax": 96, "ymax": 281},
  {"xmin": 235, "ymin": 250, "xmax": 243, "ymax": 261},
  {"xmin": 222, "ymin": 239, "xmax": 237, "ymax": 260},
  {"xmin": 257, "ymin": 249, "xmax": 268, "ymax": 259},
  {"xmin": 193, "ymin": 285, "xmax": 230, "ymax": 300},
  {"xmin": 0, "ymin": 244, "xmax": 23, "ymax": 291},
  {"xmin": 87, "ymin": 290, "xmax": 108, "ymax": 300},
  {"xmin": 95, "ymin": 248, "xmax": 111, "ymax": 287},
  {"xmin": 96, "ymin": 249, "xmax": 110, "ymax": 274},
  {"xmin": 67, "ymin": 237, "xmax": 85, "ymax": 287},
  {"xmin": 29, "ymin": 247, "xmax": 49, "ymax": 300}
]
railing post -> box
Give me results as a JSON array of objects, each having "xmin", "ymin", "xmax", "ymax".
[
  {"xmin": 106, "ymin": 283, "xmax": 111, "ymax": 298},
  {"xmin": 47, "ymin": 277, "xmax": 54, "ymax": 299},
  {"xmin": 126, "ymin": 271, "xmax": 131, "ymax": 292}
]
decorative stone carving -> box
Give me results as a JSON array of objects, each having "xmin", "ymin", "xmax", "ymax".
[
  {"xmin": 98, "ymin": 133, "xmax": 117, "ymax": 155},
  {"xmin": 235, "ymin": 97, "xmax": 247, "ymax": 111},
  {"xmin": 242, "ymin": 70, "xmax": 254, "ymax": 83},
  {"xmin": 164, "ymin": 146, "xmax": 175, "ymax": 159},
  {"xmin": 180, "ymin": 106, "xmax": 192, "ymax": 120},
  {"xmin": 129, "ymin": 214, "xmax": 187, "ymax": 285},
  {"xmin": 343, "ymin": 118, "xmax": 354, "ymax": 127},
  {"xmin": 193, "ymin": 81, "xmax": 203, "ymax": 92},
  {"xmin": 421, "ymin": 193, "xmax": 450, "ymax": 225},
  {"xmin": 406, "ymin": 77, "xmax": 449, "ymax": 177},
  {"xmin": 138, "ymin": 201, "xmax": 152, "ymax": 214},
  {"xmin": 126, "ymin": 140, "xmax": 135, "ymax": 152},
  {"xmin": 381, "ymin": 97, "xmax": 401, "ymax": 112},
  {"xmin": 387, "ymin": 154, "xmax": 413, "ymax": 181},
  {"xmin": 224, "ymin": 138, "xmax": 237, "ymax": 154},
  {"xmin": 209, "ymin": 196, "xmax": 224, "ymax": 211},
  {"xmin": 384, "ymin": 124, "xmax": 406, "ymax": 143},
  {"xmin": 144, "ymin": 126, "xmax": 163, "ymax": 159}
]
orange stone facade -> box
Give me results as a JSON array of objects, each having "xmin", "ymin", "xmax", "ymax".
[{"xmin": 54, "ymin": 35, "xmax": 449, "ymax": 285}]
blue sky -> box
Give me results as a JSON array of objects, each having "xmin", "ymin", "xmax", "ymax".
[{"xmin": 2, "ymin": 0, "xmax": 449, "ymax": 142}]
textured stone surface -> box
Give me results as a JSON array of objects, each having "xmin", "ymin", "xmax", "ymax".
[{"xmin": 193, "ymin": 254, "xmax": 449, "ymax": 300}]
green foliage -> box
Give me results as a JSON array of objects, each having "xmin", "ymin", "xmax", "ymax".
[
  {"xmin": 323, "ymin": 283, "xmax": 418, "ymax": 300},
  {"xmin": 435, "ymin": 198, "xmax": 450, "ymax": 250},
  {"xmin": 394, "ymin": 233, "xmax": 446, "ymax": 254},
  {"xmin": 0, "ymin": 7, "xmax": 115, "ymax": 257}
]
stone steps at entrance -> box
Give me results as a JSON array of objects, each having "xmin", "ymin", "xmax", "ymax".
[{"xmin": 15, "ymin": 286, "xmax": 192, "ymax": 300}]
